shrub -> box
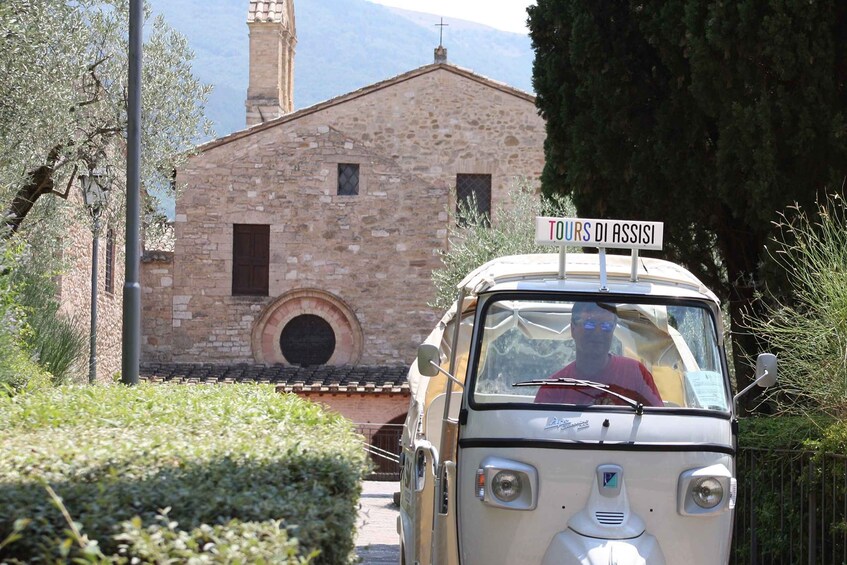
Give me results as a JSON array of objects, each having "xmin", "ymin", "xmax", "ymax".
[
  {"xmin": 734, "ymin": 415, "xmax": 838, "ymax": 562},
  {"xmin": 0, "ymin": 384, "xmax": 369, "ymax": 563},
  {"xmin": 115, "ymin": 514, "xmax": 316, "ymax": 564},
  {"xmin": 11, "ymin": 234, "xmax": 88, "ymax": 385},
  {"xmin": 745, "ymin": 194, "xmax": 847, "ymax": 415},
  {"xmin": 0, "ymin": 239, "xmax": 52, "ymax": 395},
  {"xmin": 0, "ymin": 230, "xmax": 85, "ymax": 392}
]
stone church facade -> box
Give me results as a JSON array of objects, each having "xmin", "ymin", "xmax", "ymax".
[{"xmin": 140, "ymin": 0, "xmax": 546, "ymax": 430}]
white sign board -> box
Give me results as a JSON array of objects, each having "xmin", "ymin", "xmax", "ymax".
[{"xmin": 535, "ymin": 217, "xmax": 664, "ymax": 251}]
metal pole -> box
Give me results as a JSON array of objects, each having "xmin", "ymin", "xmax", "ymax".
[
  {"xmin": 122, "ymin": 0, "xmax": 142, "ymax": 385},
  {"xmin": 599, "ymin": 247, "xmax": 608, "ymax": 291},
  {"xmin": 809, "ymin": 458, "xmax": 817, "ymax": 564},
  {"xmin": 89, "ymin": 219, "xmax": 100, "ymax": 384},
  {"xmin": 558, "ymin": 244, "xmax": 567, "ymax": 279}
]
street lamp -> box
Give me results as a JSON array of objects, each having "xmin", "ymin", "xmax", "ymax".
[{"xmin": 79, "ymin": 166, "xmax": 111, "ymax": 384}]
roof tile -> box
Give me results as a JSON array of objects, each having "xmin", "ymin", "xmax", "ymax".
[{"xmin": 140, "ymin": 362, "xmax": 409, "ymax": 393}]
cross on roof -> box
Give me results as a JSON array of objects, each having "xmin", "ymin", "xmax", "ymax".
[{"xmin": 435, "ymin": 17, "xmax": 448, "ymax": 47}]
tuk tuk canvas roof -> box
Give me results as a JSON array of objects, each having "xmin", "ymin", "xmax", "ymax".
[{"xmin": 457, "ymin": 253, "xmax": 717, "ymax": 302}]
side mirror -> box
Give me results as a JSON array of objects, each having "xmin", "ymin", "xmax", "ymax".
[
  {"xmin": 754, "ymin": 353, "xmax": 778, "ymax": 388},
  {"xmin": 417, "ymin": 343, "xmax": 441, "ymax": 377},
  {"xmin": 733, "ymin": 353, "xmax": 778, "ymax": 413}
]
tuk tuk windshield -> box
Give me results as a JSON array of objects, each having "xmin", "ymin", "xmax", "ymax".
[{"xmin": 472, "ymin": 297, "xmax": 729, "ymax": 411}]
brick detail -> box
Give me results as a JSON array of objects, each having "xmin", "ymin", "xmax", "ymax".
[
  {"xmin": 251, "ymin": 288, "xmax": 363, "ymax": 364},
  {"xmin": 300, "ymin": 392, "xmax": 409, "ymax": 424}
]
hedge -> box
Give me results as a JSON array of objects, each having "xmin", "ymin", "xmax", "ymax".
[
  {"xmin": 0, "ymin": 384, "xmax": 369, "ymax": 564},
  {"xmin": 734, "ymin": 415, "xmax": 840, "ymax": 563}
]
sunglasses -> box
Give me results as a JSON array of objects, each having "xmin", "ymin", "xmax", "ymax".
[{"xmin": 575, "ymin": 319, "xmax": 615, "ymax": 332}]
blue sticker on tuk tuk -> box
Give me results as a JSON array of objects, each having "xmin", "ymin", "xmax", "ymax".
[{"xmin": 597, "ymin": 464, "xmax": 623, "ymax": 497}]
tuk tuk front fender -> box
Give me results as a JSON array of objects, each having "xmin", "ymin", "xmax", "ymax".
[{"xmin": 541, "ymin": 529, "xmax": 666, "ymax": 565}]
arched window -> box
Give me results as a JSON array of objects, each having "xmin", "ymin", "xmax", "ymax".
[{"xmin": 251, "ymin": 289, "xmax": 363, "ymax": 366}]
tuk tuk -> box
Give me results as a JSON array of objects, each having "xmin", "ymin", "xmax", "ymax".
[{"xmin": 398, "ymin": 217, "xmax": 776, "ymax": 565}]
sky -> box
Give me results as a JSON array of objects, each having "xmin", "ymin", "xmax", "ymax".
[{"xmin": 366, "ymin": 0, "xmax": 535, "ymax": 34}]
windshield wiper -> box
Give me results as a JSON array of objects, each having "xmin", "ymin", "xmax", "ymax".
[{"xmin": 514, "ymin": 377, "xmax": 644, "ymax": 415}]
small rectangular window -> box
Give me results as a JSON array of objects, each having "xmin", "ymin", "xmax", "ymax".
[
  {"xmin": 232, "ymin": 224, "xmax": 270, "ymax": 296},
  {"xmin": 456, "ymin": 174, "xmax": 492, "ymax": 226},
  {"xmin": 104, "ymin": 228, "xmax": 115, "ymax": 294},
  {"xmin": 338, "ymin": 163, "xmax": 360, "ymax": 195}
]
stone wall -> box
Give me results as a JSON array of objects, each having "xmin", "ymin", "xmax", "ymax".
[
  {"xmin": 141, "ymin": 251, "xmax": 174, "ymax": 361},
  {"xmin": 146, "ymin": 65, "xmax": 546, "ymax": 368},
  {"xmin": 57, "ymin": 197, "xmax": 126, "ymax": 382}
]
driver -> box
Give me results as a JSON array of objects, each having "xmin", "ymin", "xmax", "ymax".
[{"xmin": 535, "ymin": 302, "xmax": 662, "ymax": 406}]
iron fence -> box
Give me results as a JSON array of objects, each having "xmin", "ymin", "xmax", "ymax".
[
  {"xmin": 356, "ymin": 423, "xmax": 403, "ymax": 481},
  {"xmin": 733, "ymin": 447, "xmax": 847, "ymax": 565}
]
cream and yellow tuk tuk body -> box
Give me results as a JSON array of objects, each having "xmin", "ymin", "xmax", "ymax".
[{"xmin": 398, "ymin": 218, "xmax": 776, "ymax": 565}]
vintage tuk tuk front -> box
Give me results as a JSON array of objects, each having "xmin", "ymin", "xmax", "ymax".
[{"xmin": 398, "ymin": 217, "xmax": 776, "ymax": 565}]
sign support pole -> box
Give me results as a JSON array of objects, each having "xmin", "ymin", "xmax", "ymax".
[
  {"xmin": 630, "ymin": 249, "xmax": 639, "ymax": 282},
  {"xmin": 599, "ymin": 247, "xmax": 608, "ymax": 291},
  {"xmin": 558, "ymin": 245, "xmax": 567, "ymax": 280}
]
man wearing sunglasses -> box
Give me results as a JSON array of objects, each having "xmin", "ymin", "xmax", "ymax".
[{"xmin": 535, "ymin": 302, "xmax": 662, "ymax": 407}]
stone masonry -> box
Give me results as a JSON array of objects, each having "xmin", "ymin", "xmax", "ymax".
[
  {"xmin": 140, "ymin": 63, "xmax": 546, "ymax": 369},
  {"xmin": 57, "ymin": 193, "xmax": 126, "ymax": 381},
  {"xmin": 139, "ymin": 0, "xmax": 548, "ymax": 433},
  {"xmin": 246, "ymin": 0, "xmax": 295, "ymax": 125}
]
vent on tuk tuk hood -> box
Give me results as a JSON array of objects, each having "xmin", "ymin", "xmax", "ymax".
[{"xmin": 567, "ymin": 464, "xmax": 646, "ymax": 540}]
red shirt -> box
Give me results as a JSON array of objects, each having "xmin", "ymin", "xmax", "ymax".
[{"xmin": 534, "ymin": 355, "xmax": 662, "ymax": 407}]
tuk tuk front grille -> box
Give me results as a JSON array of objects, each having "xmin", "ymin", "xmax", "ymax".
[{"xmin": 595, "ymin": 511, "xmax": 625, "ymax": 525}]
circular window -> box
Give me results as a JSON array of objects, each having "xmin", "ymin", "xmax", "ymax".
[
  {"xmin": 251, "ymin": 289, "xmax": 363, "ymax": 365},
  {"xmin": 279, "ymin": 314, "xmax": 336, "ymax": 366}
]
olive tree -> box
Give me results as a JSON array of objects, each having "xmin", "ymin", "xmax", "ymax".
[
  {"xmin": 0, "ymin": 0, "xmax": 212, "ymax": 234},
  {"xmin": 432, "ymin": 182, "xmax": 575, "ymax": 310}
]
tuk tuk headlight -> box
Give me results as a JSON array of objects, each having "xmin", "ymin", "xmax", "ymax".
[
  {"xmin": 678, "ymin": 464, "xmax": 732, "ymax": 516},
  {"xmin": 476, "ymin": 457, "xmax": 537, "ymax": 510},
  {"xmin": 691, "ymin": 477, "xmax": 723, "ymax": 508},
  {"xmin": 492, "ymin": 471, "xmax": 522, "ymax": 502}
]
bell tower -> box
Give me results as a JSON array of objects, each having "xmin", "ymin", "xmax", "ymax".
[{"xmin": 246, "ymin": 0, "xmax": 296, "ymax": 127}]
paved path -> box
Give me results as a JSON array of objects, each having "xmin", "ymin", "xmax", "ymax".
[{"xmin": 355, "ymin": 480, "xmax": 401, "ymax": 564}]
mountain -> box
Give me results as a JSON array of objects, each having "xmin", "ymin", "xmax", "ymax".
[{"xmin": 149, "ymin": 0, "xmax": 535, "ymax": 138}]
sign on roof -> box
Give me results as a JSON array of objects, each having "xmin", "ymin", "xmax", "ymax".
[{"xmin": 535, "ymin": 217, "xmax": 664, "ymax": 250}]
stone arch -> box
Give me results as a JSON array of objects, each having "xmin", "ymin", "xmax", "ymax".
[{"xmin": 251, "ymin": 288, "xmax": 363, "ymax": 365}]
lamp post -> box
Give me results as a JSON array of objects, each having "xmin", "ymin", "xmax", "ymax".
[
  {"xmin": 123, "ymin": 0, "xmax": 142, "ymax": 385},
  {"xmin": 80, "ymin": 167, "xmax": 111, "ymax": 384}
]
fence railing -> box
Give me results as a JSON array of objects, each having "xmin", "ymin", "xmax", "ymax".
[
  {"xmin": 733, "ymin": 447, "xmax": 847, "ymax": 565},
  {"xmin": 356, "ymin": 423, "xmax": 403, "ymax": 481}
]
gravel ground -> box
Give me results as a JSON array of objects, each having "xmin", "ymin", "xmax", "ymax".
[{"xmin": 355, "ymin": 480, "xmax": 401, "ymax": 564}]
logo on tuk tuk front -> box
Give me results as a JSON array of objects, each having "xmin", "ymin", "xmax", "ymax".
[
  {"xmin": 597, "ymin": 464, "xmax": 624, "ymax": 497},
  {"xmin": 545, "ymin": 416, "xmax": 589, "ymax": 431}
]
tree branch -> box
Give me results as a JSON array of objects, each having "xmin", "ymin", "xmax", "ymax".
[{"xmin": 3, "ymin": 146, "xmax": 63, "ymax": 236}]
